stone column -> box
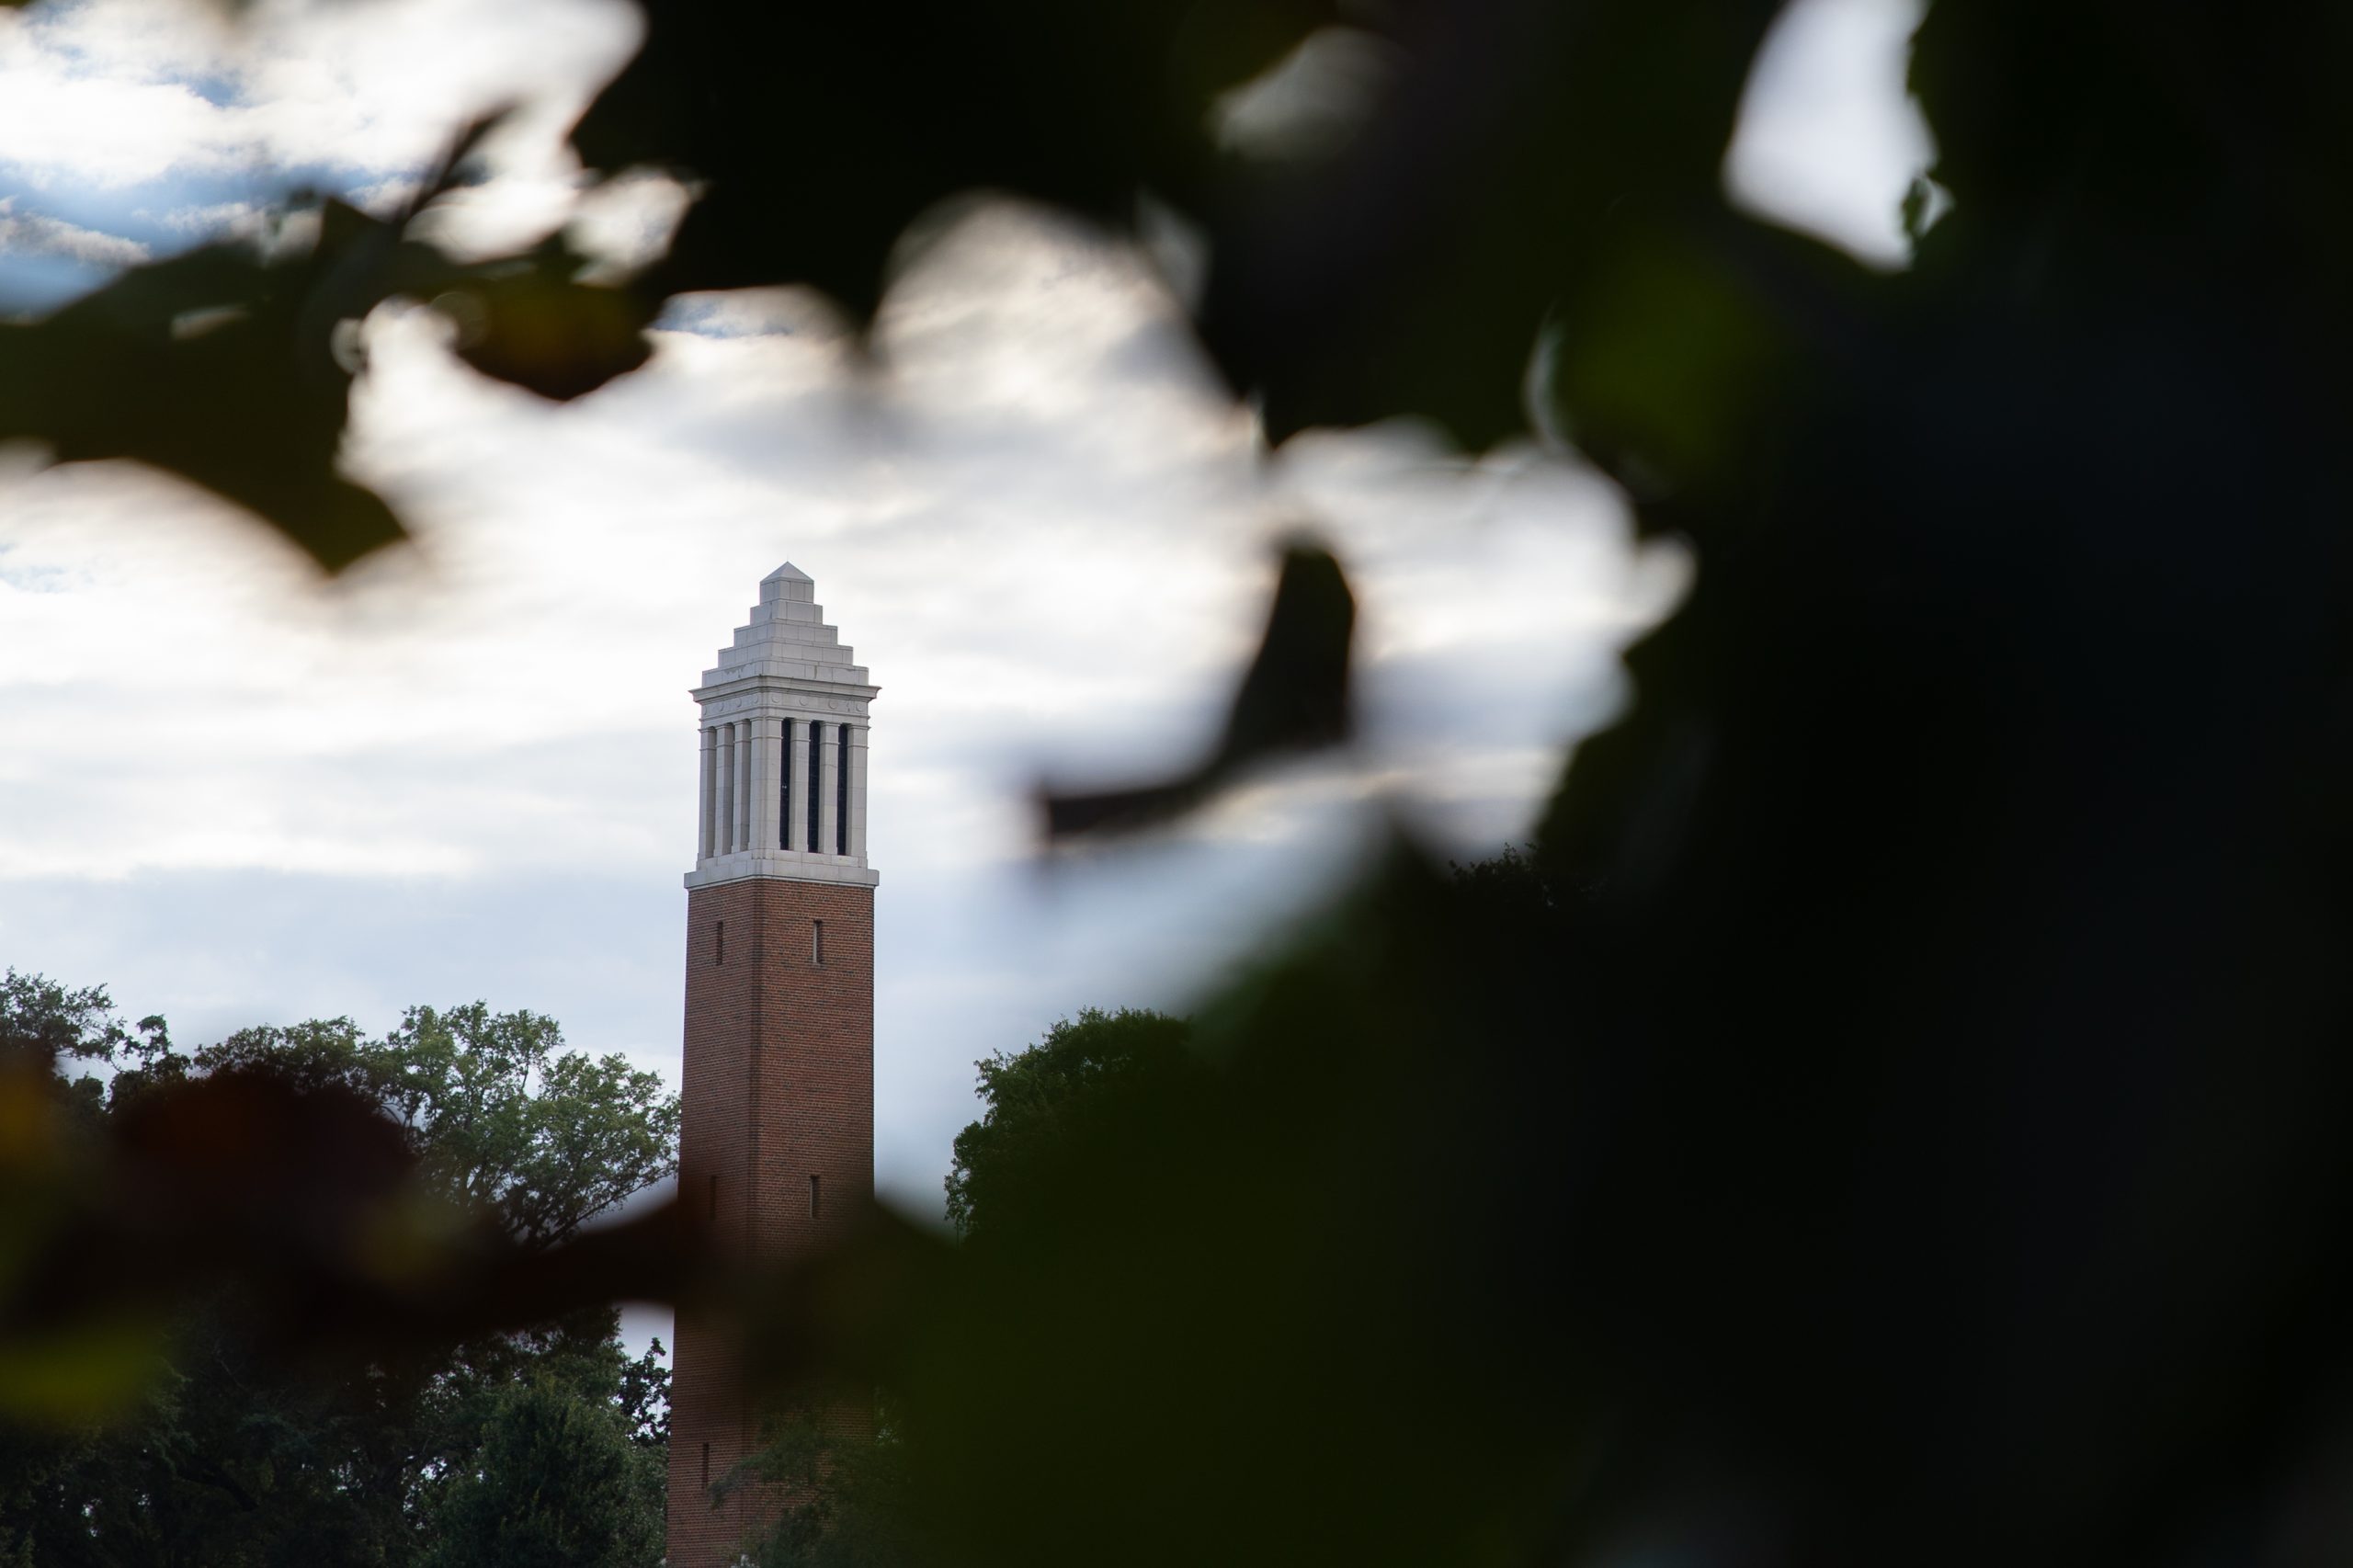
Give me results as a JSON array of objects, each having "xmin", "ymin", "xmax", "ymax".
[
  {"xmin": 845, "ymin": 725, "xmax": 869, "ymax": 859},
  {"xmin": 789, "ymin": 718, "xmax": 813, "ymax": 853},
  {"xmin": 786, "ymin": 715, "xmax": 804, "ymax": 847},
  {"xmin": 818, "ymin": 722, "xmax": 841, "ymax": 858},
  {"xmin": 744, "ymin": 716, "xmax": 763, "ymax": 853},
  {"xmin": 748, "ymin": 715, "xmax": 776, "ymax": 852},
  {"xmin": 733, "ymin": 720, "xmax": 752, "ymax": 854},
  {"xmin": 721, "ymin": 724, "xmax": 739, "ymax": 854},
  {"xmin": 698, "ymin": 726, "xmax": 717, "ymax": 860}
]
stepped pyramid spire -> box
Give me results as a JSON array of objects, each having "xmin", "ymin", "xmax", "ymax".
[{"xmin": 702, "ymin": 562, "xmax": 871, "ymax": 689}]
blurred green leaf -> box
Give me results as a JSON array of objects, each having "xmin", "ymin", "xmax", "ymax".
[
  {"xmin": 0, "ymin": 199, "xmax": 656, "ymax": 572},
  {"xmin": 0, "ymin": 1314, "xmax": 168, "ymax": 1426},
  {"xmin": 1536, "ymin": 218, "xmax": 1816, "ymax": 499},
  {"xmin": 713, "ymin": 847, "xmax": 1597, "ymax": 1568},
  {"xmin": 440, "ymin": 259, "xmax": 657, "ymax": 401},
  {"xmin": 0, "ymin": 236, "xmax": 404, "ymax": 572},
  {"xmin": 1195, "ymin": 0, "xmax": 1790, "ymax": 449},
  {"xmin": 572, "ymin": 0, "xmax": 1343, "ymax": 319}
]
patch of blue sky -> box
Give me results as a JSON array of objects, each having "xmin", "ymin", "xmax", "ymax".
[
  {"xmin": 176, "ymin": 67, "xmax": 241, "ymax": 109},
  {"xmin": 0, "ymin": 543, "xmax": 72, "ymax": 593},
  {"xmin": 0, "ymin": 252, "xmax": 108, "ymax": 313},
  {"xmin": 654, "ymin": 294, "xmax": 800, "ymax": 340},
  {"xmin": 0, "ymin": 158, "xmax": 436, "ymax": 312},
  {"xmin": 66, "ymin": 162, "xmax": 417, "ymax": 238}
]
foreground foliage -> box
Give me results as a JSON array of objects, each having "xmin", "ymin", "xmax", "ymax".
[
  {"xmin": 730, "ymin": 1006, "xmax": 1195, "ymax": 1566},
  {"xmin": 8, "ymin": 0, "xmax": 2353, "ymax": 1563}
]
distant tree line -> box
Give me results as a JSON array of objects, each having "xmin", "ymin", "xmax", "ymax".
[
  {"xmin": 0, "ymin": 974, "xmax": 1222, "ymax": 1568},
  {"xmin": 0, "ymin": 974, "xmax": 676, "ymax": 1568},
  {"xmin": 5, "ymin": 848, "xmax": 1555, "ymax": 1568}
]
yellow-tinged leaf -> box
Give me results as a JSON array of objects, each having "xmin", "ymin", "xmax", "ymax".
[{"xmin": 0, "ymin": 1313, "xmax": 169, "ymax": 1426}]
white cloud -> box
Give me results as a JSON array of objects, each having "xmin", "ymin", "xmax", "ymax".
[
  {"xmin": 566, "ymin": 165, "xmax": 693, "ymax": 280},
  {"xmin": 1210, "ymin": 26, "xmax": 1397, "ymax": 164},
  {"xmin": 0, "ymin": 196, "xmax": 149, "ymax": 264},
  {"xmin": 1723, "ymin": 0, "xmax": 1936, "ymax": 267},
  {"xmin": 0, "ymin": 0, "xmax": 635, "ymax": 261},
  {"xmin": 0, "ymin": 199, "xmax": 1674, "ymax": 1223}
]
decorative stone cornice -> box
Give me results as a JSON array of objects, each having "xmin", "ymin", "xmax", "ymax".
[{"xmin": 685, "ymin": 851, "xmax": 881, "ymax": 890}]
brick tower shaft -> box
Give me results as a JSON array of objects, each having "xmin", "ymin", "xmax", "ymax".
[{"xmin": 666, "ymin": 564, "xmax": 879, "ymax": 1568}]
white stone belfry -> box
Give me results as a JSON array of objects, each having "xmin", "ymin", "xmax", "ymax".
[{"xmin": 687, "ymin": 562, "xmax": 880, "ymax": 888}]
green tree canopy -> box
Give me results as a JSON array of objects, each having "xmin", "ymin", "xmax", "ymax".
[
  {"xmin": 194, "ymin": 1002, "xmax": 679, "ymax": 1251},
  {"xmin": 944, "ymin": 1006, "xmax": 1199, "ymax": 1240},
  {"xmin": 426, "ymin": 1372, "xmax": 665, "ymax": 1568},
  {"xmin": 0, "ymin": 983, "xmax": 676, "ymax": 1568}
]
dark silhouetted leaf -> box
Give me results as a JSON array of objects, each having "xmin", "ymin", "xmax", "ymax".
[
  {"xmin": 0, "ymin": 191, "xmax": 656, "ymax": 571},
  {"xmin": 569, "ymin": 0, "xmax": 1343, "ymax": 319},
  {"xmin": 1042, "ymin": 540, "xmax": 1353, "ymax": 837},
  {"xmin": 0, "ymin": 237, "xmax": 404, "ymax": 572},
  {"xmin": 441, "ymin": 257, "xmax": 658, "ymax": 401}
]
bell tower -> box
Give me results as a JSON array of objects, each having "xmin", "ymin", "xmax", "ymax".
[{"xmin": 666, "ymin": 562, "xmax": 878, "ymax": 1568}]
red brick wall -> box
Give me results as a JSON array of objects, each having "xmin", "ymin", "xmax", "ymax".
[{"xmin": 666, "ymin": 877, "xmax": 874, "ymax": 1568}]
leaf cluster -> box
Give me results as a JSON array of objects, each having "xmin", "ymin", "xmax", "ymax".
[
  {"xmin": 425, "ymin": 1360, "xmax": 666, "ymax": 1568},
  {"xmin": 731, "ymin": 1408, "xmax": 921, "ymax": 1568}
]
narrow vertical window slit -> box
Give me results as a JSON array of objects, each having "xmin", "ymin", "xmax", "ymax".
[
  {"xmin": 835, "ymin": 723, "xmax": 851, "ymax": 854},
  {"xmin": 806, "ymin": 723, "xmax": 821, "ymax": 853}
]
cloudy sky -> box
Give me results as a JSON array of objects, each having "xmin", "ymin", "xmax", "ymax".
[{"xmin": 0, "ymin": 0, "xmax": 1932, "ymax": 1343}]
